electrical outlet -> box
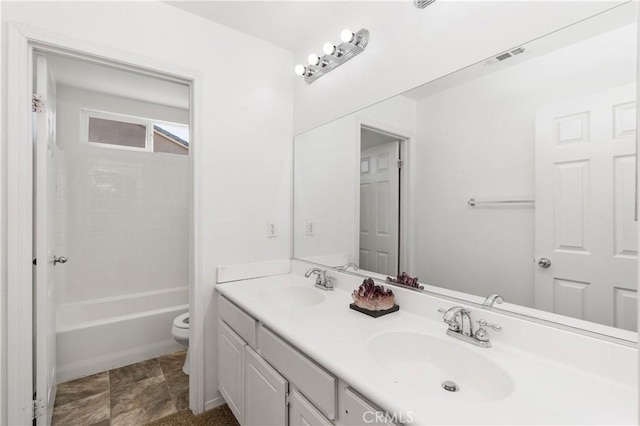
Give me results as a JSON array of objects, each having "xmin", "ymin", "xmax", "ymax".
[
  {"xmin": 267, "ymin": 220, "xmax": 278, "ymax": 238},
  {"xmin": 306, "ymin": 219, "xmax": 314, "ymax": 236}
]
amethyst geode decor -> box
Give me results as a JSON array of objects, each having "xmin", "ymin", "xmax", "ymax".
[
  {"xmin": 351, "ymin": 278, "xmax": 395, "ymax": 311},
  {"xmin": 386, "ymin": 272, "xmax": 423, "ymax": 290}
]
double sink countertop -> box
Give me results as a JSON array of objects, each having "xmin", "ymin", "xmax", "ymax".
[{"xmin": 216, "ymin": 272, "xmax": 636, "ymax": 425}]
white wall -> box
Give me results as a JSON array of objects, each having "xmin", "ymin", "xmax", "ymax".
[
  {"xmin": 294, "ymin": 96, "xmax": 415, "ymax": 264},
  {"xmin": 293, "ymin": 1, "xmax": 626, "ymax": 134},
  {"xmin": 416, "ymin": 23, "xmax": 636, "ymax": 306},
  {"xmin": 56, "ymin": 86, "xmax": 189, "ymax": 304},
  {"xmin": 0, "ymin": 4, "xmax": 5, "ymax": 425},
  {"xmin": 1, "ymin": 0, "xmax": 293, "ymax": 407}
]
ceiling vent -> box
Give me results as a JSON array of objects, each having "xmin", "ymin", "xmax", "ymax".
[
  {"xmin": 484, "ymin": 47, "xmax": 526, "ymax": 65},
  {"xmin": 414, "ymin": 0, "xmax": 436, "ymax": 9}
]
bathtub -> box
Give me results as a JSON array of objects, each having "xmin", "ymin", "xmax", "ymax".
[{"xmin": 56, "ymin": 287, "xmax": 188, "ymax": 383}]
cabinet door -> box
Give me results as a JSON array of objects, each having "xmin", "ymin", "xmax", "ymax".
[
  {"xmin": 344, "ymin": 387, "xmax": 397, "ymax": 425},
  {"xmin": 289, "ymin": 390, "xmax": 333, "ymax": 426},
  {"xmin": 245, "ymin": 346, "xmax": 288, "ymax": 426},
  {"xmin": 218, "ymin": 321, "xmax": 245, "ymax": 424}
]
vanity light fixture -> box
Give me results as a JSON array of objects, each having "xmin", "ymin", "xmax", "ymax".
[
  {"xmin": 322, "ymin": 42, "xmax": 343, "ymax": 57},
  {"xmin": 294, "ymin": 65, "xmax": 308, "ymax": 76},
  {"xmin": 340, "ymin": 29, "xmax": 356, "ymax": 43},
  {"xmin": 294, "ymin": 28, "xmax": 370, "ymax": 84}
]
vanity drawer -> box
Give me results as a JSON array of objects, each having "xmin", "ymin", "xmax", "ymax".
[
  {"xmin": 218, "ymin": 295, "xmax": 257, "ymax": 348},
  {"xmin": 344, "ymin": 387, "xmax": 398, "ymax": 426},
  {"xmin": 289, "ymin": 389, "xmax": 333, "ymax": 426},
  {"xmin": 259, "ymin": 325, "xmax": 336, "ymax": 420}
]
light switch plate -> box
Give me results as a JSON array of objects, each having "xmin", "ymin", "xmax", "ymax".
[
  {"xmin": 267, "ymin": 219, "xmax": 278, "ymax": 238},
  {"xmin": 306, "ymin": 219, "xmax": 314, "ymax": 236}
]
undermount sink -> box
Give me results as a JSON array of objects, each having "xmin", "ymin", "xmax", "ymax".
[
  {"xmin": 261, "ymin": 285, "xmax": 326, "ymax": 307},
  {"xmin": 367, "ymin": 331, "xmax": 514, "ymax": 402}
]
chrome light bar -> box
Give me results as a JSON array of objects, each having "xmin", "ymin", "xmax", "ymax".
[{"xmin": 295, "ymin": 28, "xmax": 370, "ymax": 85}]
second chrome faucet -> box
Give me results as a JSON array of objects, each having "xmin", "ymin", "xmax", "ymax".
[
  {"xmin": 438, "ymin": 306, "xmax": 502, "ymax": 348},
  {"xmin": 305, "ymin": 267, "xmax": 335, "ymax": 291}
]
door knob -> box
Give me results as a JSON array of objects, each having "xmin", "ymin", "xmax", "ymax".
[
  {"xmin": 53, "ymin": 256, "xmax": 68, "ymax": 265},
  {"xmin": 537, "ymin": 258, "xmax": 551, "ymax": 268}
]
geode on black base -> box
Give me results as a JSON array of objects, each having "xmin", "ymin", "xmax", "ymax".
[{"xmin": 351, "ymin": 278, "xmax": 395, "ymax": 311}]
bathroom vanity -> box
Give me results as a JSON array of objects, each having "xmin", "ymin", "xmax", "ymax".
[{"xmin": 216, "ymin": 261, "xmax": 636, "ymax": 425}]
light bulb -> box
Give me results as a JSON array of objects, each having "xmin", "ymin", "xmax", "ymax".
[
  {"xmin": 294, "ymin": 65, "xmax": 306, "ymax": 76},
  {"xmin": 323, "ymin": 42, "xmax": 336, "ymax": 55},
  {"xmin": 307, "ymin": 54, "xmax": 320, "ymax": 65},
  {"xmin": 340, "ymin": 29, "xmax": 355, "ymax": 43}
]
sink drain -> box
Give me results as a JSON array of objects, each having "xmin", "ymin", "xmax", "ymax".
[{"xmin": 441, "ymin": 381, "xmax": 458, "ymax": 392}]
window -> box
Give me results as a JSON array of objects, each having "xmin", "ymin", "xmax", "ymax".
[{"xmin": 81, "ymin": 109, "xmax": 189, "ymax": 155}]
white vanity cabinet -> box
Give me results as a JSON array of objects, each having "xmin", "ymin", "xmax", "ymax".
[
  {"xmin": 343, "ymin": 387, "xmax": 397, "ymax": 426},
  {"xmin": 218, "ymin": 294, "xmax": 396, "ymax": 426},
  {"xmin": 289, "ymin": 389, "xmax": 334, "ymax": 426},
  {"xmin": 244, "ymin": 346, "xmax": 288, "ymax": 425},
  {"xmin": 218, "ymin": 320, "xmax": 246, "ymax": 424},
  {"xmin": 259, "ymin": 325, "xmax": 337, "ymax": 419}
]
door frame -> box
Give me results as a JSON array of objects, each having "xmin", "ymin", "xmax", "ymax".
[
  {"xmin": 6, "ymin": 22, "xmax": 205, "ymax": 424},
  {"xmin": 354, "ymin": 117, "xmax": 416, "ymax": 276}
]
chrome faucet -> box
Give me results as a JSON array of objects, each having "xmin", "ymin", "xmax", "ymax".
[
  {"xmin": 438, "ymin": 306, "xmax": 501, "ymax": 348},
  {"xmin": 483, "ymin": 294, "xmax": 504, "ymax": 307},
  {"xmin": 336, "ymin": 262, "xmax": 359, "ymax": 272},
  {"xmin": 440, "ymin": 306, "xmax": 473, "ymax": 336},
  {"xmin": 305, "ymin": 267, "xmax": 335, "ymax": 291}
]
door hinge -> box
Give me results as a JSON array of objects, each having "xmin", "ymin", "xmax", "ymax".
[
  {"xmin": 285, "ymin": 392, "xmax": 290, "ymax": 406},
  {"xmin": 397, "ymin": 159, "xmax": 403, "ymax": 169},
  {"xmin": 32, "ymin": 398, "xmax": 44, "ymax": 420},
  {"xmin": 32, "ymin": 94, "xmax": 45, "ymax": 113}
]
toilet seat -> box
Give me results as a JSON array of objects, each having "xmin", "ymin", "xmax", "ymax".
[{"xmin": 173, "ymin": 313, "xmax": 189, "ymax": 329}]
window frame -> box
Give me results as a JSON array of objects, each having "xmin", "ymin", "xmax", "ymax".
[{"xmin": 79, "ymin": 108, "xmax": 189, "ymax": 155}]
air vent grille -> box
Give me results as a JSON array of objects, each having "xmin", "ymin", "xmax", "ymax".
[
  {"xmin": 484, "ymin": 47, "xmax": 526, "ymax": 66},
  {"xmin": 414, "ymin": 0, "xmax": 436, "ymax": 9}
]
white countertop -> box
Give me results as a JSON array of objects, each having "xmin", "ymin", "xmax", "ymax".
[{"xmin": 216, "ymin": 273, "xmax": 637, "ymax": 425}]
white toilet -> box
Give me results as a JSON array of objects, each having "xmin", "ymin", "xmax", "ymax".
[{"xmin": 172, "ymin": 312, "xmax": 190, "ymax": 375}]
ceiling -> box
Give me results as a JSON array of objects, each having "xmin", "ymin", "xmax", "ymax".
[
  {"xmin": 166, "ymin": 1, "xmax": 379, "ymax": 53},
  {"xmin": 361, "ymin": 127, "xmax": 399, "ymax": 150},
  {"xmin": 46, "ymin": 54, "xmax": 190, "ymax": 109},
  {"xmin": 402, "ymin": 1, "xmax": 634, "ymax": 101}
]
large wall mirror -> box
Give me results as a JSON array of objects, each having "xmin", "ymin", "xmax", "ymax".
[{"xmin": 294, "ymin": 3, "xmax": 638, "ymax": 341}]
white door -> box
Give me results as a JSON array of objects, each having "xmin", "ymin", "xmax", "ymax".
[
  {"xmin": 535, "ymin": 84, "xmax": 637, "ymax": 330},
  {"xmin": 359, "ymin": 141, "xmax": 400, "ymax": 276},
  {"xmin": 244, "ymin": 346, "xmax": 288, "ymax": 426},
  {"xmin": 218, "ymin": 321, "xmax": 245, "ymax": 424},
  {"xmin": 34, "ymin": 54, "xmax": 60, "ymax": 424},
  {"xmin": 289, "ymin": 389, "xmax": 332, "ymax": 426}
]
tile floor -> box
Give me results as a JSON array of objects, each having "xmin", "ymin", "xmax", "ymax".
[{"xmin": 52, "ymin": 351, "xmax": 188, "ymax": 426}]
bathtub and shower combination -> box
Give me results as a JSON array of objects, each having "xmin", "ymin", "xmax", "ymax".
[{"xmin": 56, "ymin": 287, "xmax": 188, "ymax": 382}]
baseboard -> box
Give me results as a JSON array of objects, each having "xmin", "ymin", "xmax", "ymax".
[
  {"xmin": 204, "ymin": 394, "xmax": 226, "ymax": 411},
  {"xmin": 57, "ymin": 340, "xmax": 184, "ymax": 383}
]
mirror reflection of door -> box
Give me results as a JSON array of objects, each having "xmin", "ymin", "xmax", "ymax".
[
  {"xmin": 359, "ymin": 127, "xmax": 401, "ymax": 276},
  {"xmin": 535, "ymin": 84, "xmax": 638, "ymax": 331}
]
